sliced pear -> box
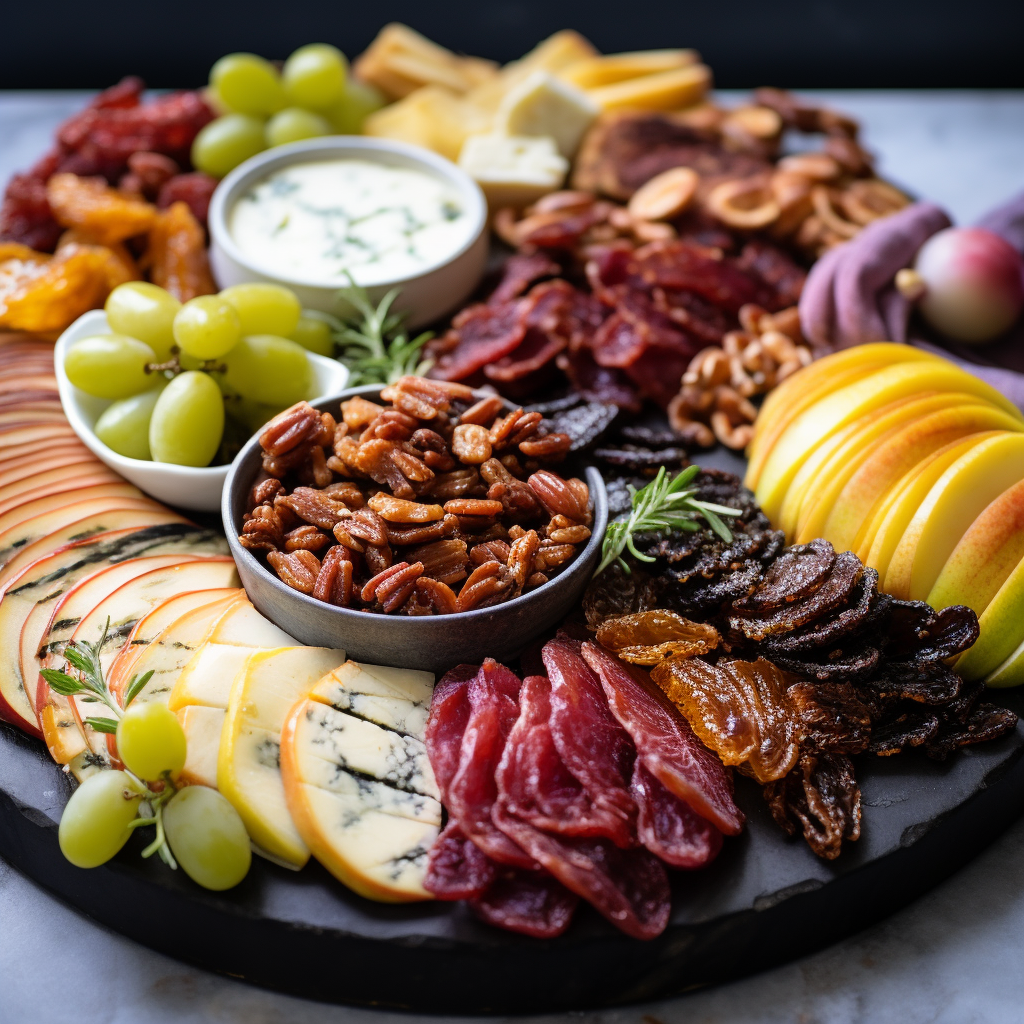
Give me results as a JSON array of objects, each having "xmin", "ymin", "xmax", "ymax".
[
  {"xmin": 884, "ymin": 432, "xmax": 1024, "ymax": 600},
  {"xmin": 217, "ymin": 646, "xmax": 346, "ymax": 868}
]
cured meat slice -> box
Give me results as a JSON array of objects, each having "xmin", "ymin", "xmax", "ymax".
[
  {"xmin": 493, "ymin": 805, "xmax": 671, "ymax": 940},
  {"xmin": 431, "ymin": 302, "xmax": 527, "ymax": 381},
  {"xmin": 423, "ymin": 820, "xmax": 496, "ymax": 901},
  {"xmin": 483, "ymin": 328, "xmax": 566, "ymax": 382},
  {"xmin": 496, "ymin": 674, "xmax": 634, "ymax": 842},
  {"xmin": 447, "ymin": 660, "xmax": 536, "ymax": 869},
  {"xmin": 583, "ymin": 642, "xmax": 744, "ymax": 836},
  {"xmin": 489, "ymin": 252, "xmax": 561, "ymax": 306},
  {"xmin": 558, "ymin": 349, "xmax": 641, "ymax": 411},
  {"xmin": 542, "ymin": 638, "xmax": 636, "ymax": 847},
  {"xmin": 424, "ymin": 663, "xmax": 478, "ymax": 796},
  {"xmin": 470, "ymin": 869, "xmax": 579, "ymax": 939},
  {"xmin": 631, "ymin": 761, "xmax": 722, "ymax": 869}
]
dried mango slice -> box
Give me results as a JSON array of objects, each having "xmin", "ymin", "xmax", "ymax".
[
  {"xmin": 596, "ymin": 609, "xmax": 719, "ymax": 665},
  {"xmin": 651, "ymin": 656, "xmax": 800, "ymax": 783},
  {"xmin": 146, "ymin": 201, "xmax": 215, "ymax": 302},
  {"xmin": 57, "ymin": 230, "xmax": 140, "ymax": 289},
  {"xmin": 47, "ymin": 173, "xmax": 157, "ymax": 245}
]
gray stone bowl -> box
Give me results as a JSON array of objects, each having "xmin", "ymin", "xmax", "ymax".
[{"xmin": 223, "ymin": 385, "xmax": 608, "ymax": 675}]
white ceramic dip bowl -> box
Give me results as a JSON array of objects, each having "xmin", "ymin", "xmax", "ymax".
[
  {"xmin": 55, "ymin": 309, "xmax": 349, "ymax": 513},
  {"xmin": 208, "ymin": 137, "xmax": 489, "ymax": 330}
]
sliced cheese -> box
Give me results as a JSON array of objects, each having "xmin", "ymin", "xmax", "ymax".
[
  {"xmin": 559, "ymin": 49, "xmax": 700, "ymax": 89},
  {"xmin": 206, "ymin": 598, "xmax": 296, "ymax": 648},
  {"xmin": 493, "ymin": 71, "xmax": 597, "ymax": 158},
  {"xmin": 458, "ymin": 134, "xmax": 568, "ymax": 210},
  {"xmin": 168, "ymin": 643, "xmax": 254, "ymax": 712},
  {"xmin": 586, "ymin": 63, "xmax": 712, "ymax": 112},
  {"xmin": 178, "ymin": 705, "xmax": 225, "ymax": 788},
  {"xmin": 309, "ymin": 660, "xmax": 434, "ymax": 737}
]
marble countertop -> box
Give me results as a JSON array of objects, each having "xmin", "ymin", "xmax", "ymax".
[{"xmin": 2, "ymin": 90, "xmax": 1023, "ymax": 1024}]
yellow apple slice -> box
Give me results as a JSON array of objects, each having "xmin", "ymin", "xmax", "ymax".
[
  {"xmin": 217, "ymin": 646, "xmax": 346, "ymax": 869},
  {"xmin": 823, "ymin": 402, "xmax": 1024, "ymax": 553},
  {"xmin": 860, "ymin": 432, "xmax": 1000, "ymax": 581},
  {"xmin": 956, "ymin": 554, "xmax": 1024, "ymax": 680},
  {"xmin": 746, "ymin": 342, "xmax": 942, "ymax": 489},
  {"xmin": 755, "ymin": 361, "xmax": 1021, "ymax": 521},
  {"xmin": 884, "ymin": 432, "xmax": 1024, "ymax": 600}
]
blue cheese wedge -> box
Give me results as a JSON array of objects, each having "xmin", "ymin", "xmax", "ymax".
[
  {"xmin": 458, "ymin": 134, "xmax": 568, "ymax": 210},
  {"xmin": 493, "ymin": 70, "xmax": 598, "ymax": 158}
]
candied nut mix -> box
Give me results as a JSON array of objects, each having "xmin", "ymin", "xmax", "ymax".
[{"xmin": 240, "ymin": 379, "xmax": 593, "ymax": 616}]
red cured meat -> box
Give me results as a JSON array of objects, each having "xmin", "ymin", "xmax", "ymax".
[
  {"xmin": 424, "ymin": 664, "xmax": 478, "ymax": 797},
  {"xmin": 558, "ymin": 349, "xmax": 641, "ymax": 410},
  {"xmin": 622, "ymin": 346, "xmax": 694, "ymax": 408},
  {"xmin": 431, "ymin": 303, "xmax": 528, "ymax": 381},
  {"xmin": 424, "ymin": 820, "xmax": 497, "ymax": 900},
  {"xmin": 493, "ymin": 805, "xmax": 671, "ymax": 940},
  {"xmin": 542, "ymin": 638, "xmax": 636, "ymax": 847},
  {"xmin": 470, "ymin": 869, "xmax": 579, "ymax": 939},
  {"xmin": 581, "ymin": 643, "xmax": 745, "ymax": 835},
  {"xmin": 653, "ymin": 288, "xmax": 731, "ymax": 344},
  {"xmin": 484, "ymin": 328, "xmax": 566, "ymax": 382},
  {"xmin": 497, "ymin": 675, "xmax": 635, "ymax": 841},
  {"xmin": 489, "ymin": 252, "xmax": 561, "ymax": 305},
  {"xmin": 736, "ymin": 239, "xmax": 807, "ymax": 310},
  {"xmin": 631, "ymin": 761, "xmax": 723, "ymax": 869},
  {"xmin": 447, "ymin": 661, "xmax": 537, "ymax": 869}
]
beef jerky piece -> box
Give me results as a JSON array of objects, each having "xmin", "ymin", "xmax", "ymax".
[
  {"xmin": 447, "ymin": 660, "xmax": 537, "ymax": 870},
  {"xmin": 787, "ymin": 681, "xmax": 872, "ymax": 756},
  {"xmin": 493, "ymin": 805, "xmax": 671, "ymax": 940},
  {"xmin": 496, "ymin": 674, "xmax": 630, "ymax": 841},
  {"xmin": 540, "ymin": 400, "xmax": 619, "ymax": 452},
  {"xmin": 764, "ymin": 572, "xmax": 879, "ymax": 653},
  {"xmin": 471, "ymin": 869, "xmax": 579, "ymax": 939},
  {"xmin": 631, "ymin": 760, "xmax": 723, "ymax": 869},
  {"xmin": 864, "ymin": 659, "xmax": 962, "ymax": 705},
  {"xmin": 558, "ymin": 348, "xmax": 642, "ymax": 411},
  {"xmin": 584, "ymin": 642, "xmax": 743, "ymax": 834},
  {"xmin": 489, "ymin": 252, "xmax": 562, "ymax": 305},
  {"xmin": 430, "ymin": 302, "xmax": 528, "ymax": 381},
  {"xmin": 424, "ymin": 821, "xmax": 497, "ymax": 900},
  {"xmin": 925, "ymin": 702, "xmax": 1018, "ymax": 761},
  {"xmin": 543, "ymin": 638, "xmax": 637, "ymax": 847},
  {"xmin": 768, "ymin": 645, "xmax": 881, "ymax": 684},
  {"xmin": 652, "ymin": 656, "xmax": 801, "ymax": 784},
  {"xmin": 424, "ymin": 664, "xmax": 479, "ymax": 796},
  {"xmin": 764, "ymin": 752, "xmax": 861, "ymax": 860},
  {"xmin": 884, "ymin": 600, "xmax": 980, "ymax": 663},
  {"xmin": 735, "ymin": 238, "xmax": 808, "ymax": 310},
  {"xmin": 484, "ymin": 327, "xmax": 565, "ymax": 382},
  {"xmin": 732, "ymin": 539, "xmax": 835, "ymax": 613},
  {"xmin": 867, "ymin": 708, "xmax": 940, "ymax": 756},
  {"xmin": 593, "ymin": 443, "xmax": 691, "ymax": 471}
]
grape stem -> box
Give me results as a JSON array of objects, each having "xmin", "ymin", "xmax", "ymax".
[
  {"xmin": 128, "ymin": 770, "xmax": 179, "ymax": 870},
  {"xmin": 144, "ymin": 349, "xmax": 227, "ymax": 378}
]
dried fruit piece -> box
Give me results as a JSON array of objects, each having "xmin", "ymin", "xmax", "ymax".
[
  {"xmin": 46, "ymin": 173, "xmax": 156, "ymax": 244},
  {"xmin": 146, "ymin": 201, "xmax": 216, "ymax": 301},
  {"xmin": 596, "ymin": 610, "xmax": 719, "ymax": 665}
]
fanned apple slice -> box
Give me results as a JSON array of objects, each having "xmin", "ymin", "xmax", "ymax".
[
  {"xmin": 218, "ymin": 646, "xmax": 347, "ymax": 868},
  {"xmin": 0, "ymin": 423, "xmax": 77, "ymax": 449},
  {"xmin": 0, "ymin": 467, "xmax": 123, "ymax": 515},
  {"xmin": 0, "ymin": 483, "xmax": 145, "ymax": 537},
  {"xmin": 0, "ymin": 453, "xmax": 105, "ymax": 491}
]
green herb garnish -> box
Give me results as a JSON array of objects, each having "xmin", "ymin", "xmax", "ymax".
[{"xmin": 595, "ymin": 465, "xmax": 742, "ymax": 578}]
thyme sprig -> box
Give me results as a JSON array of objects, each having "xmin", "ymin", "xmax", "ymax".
[
  {"xmin": 333, "ymin": 280, "xmax": 434, "ymax": 386},
  {"xmin": 595, "ymin": 465, "xmax": 742, "ymax": 578}
]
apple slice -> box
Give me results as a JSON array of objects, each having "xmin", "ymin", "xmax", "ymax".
[
  {"xmin": 1, "ymin": 444, "xmax": 93, "ymax": 476},
  {"xmin": 0, "ymin": 483, "xmax": 145, "ymax": 537},
  {"xmin": 884, "ymin": 432, "xmax": 1024, "ymax": 600},
  {"xmin": 0, "ymin": 468, "xmax": 123, "ymax": 515},
  {"xmin": 0, "ymin": 436, "xmax": 81, "ymax": 466},
  {"xmin": 1, "ymin": 453, "xmax": 106, "ymax": 490},
  {"xmin": 0, "ymin": 423, "xmax": 77, "ymax": 448},
  {"xmin": 0, "ymin": 496, "xmax": 171, "ymax": 572},
  {"xmin": 218, "ymin": 646, "xmax": 346, "ymax": 868},
  {"xmin": 956, "ymin": 554, "xmax": 1024, "ymax": 681}
]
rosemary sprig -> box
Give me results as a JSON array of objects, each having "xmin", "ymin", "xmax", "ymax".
[
  {"xmin": 595, "ymin": 465, "xmax": 743, "ymax": 578},
  {"xmin": 333, "ymin": 280, "xmax": 434, "ymax": 386}
]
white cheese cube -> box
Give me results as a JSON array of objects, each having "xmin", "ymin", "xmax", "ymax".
[
  {"xmin": 459, "ymin": 133, "xmax": 569, "ymax": 210},
  {"xmin": 493, "ymin": 70, "xmax": 598, "ymax": 158}
]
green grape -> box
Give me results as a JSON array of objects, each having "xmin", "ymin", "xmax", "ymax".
[
  {"xmin": 65, "ymin": 334, "xmax": 158, "ymax": 400},
  {"xmin": 221, "ymin": 335, "xmax": 311, "ymax": 404},
  {"xmin": 289, "ymin": 312, "xmax": 335, "ymax": 355},
  {"xmin": 59, "ymin": 770, "xmax": 144, "ymax": 869},
  {"xmin": 326, "ymin": 78, "xmax": 386, "ymax": 134},
  {"xmin": 149, "ymin": 371, "xmax": 225, "ymax": 467},
  {"xmin": 227, "ymin": 397, "xmax": 288, "ymax": 432},
  {"xmin": 191, "ymin": 114, "xmax": 267, "ymax": 179},
  {"xmin": 265, "ymin": 107, "xmax": 332, "ymax": 147},
  {"xmin": 104, "ymin": 282, "xmax": 181, "ymax": 360},
  {"xmin": 94, "ymin": 387, "xmax": 165, "ymax": 460},
  {"xmin": 219, "ymin": 282, "xmax": 301, "ymax": 337},
  {"xmin": 173, "ymin": 295, "xmax": 242, "ymax": 360},
  {"xmin": 282, "ymin": 43, "xmax": 347, "ymax": 109},
  {"xmin": 116, "ymin": 702, "xmax": 187, "ymax": 781},
  {"xmin": 163, "ymin": 785, "xmax": 252, "ymax": 891},
  {"xmin": 210, "ymin": 53, "xmax": 285, "ymax": 116}
]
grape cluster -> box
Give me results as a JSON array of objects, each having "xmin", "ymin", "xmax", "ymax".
[
  {"xmin": 65, "ymin": 281, "xmax": 334, "ymax": 467},
  {"xmin": 192, "ymin": 45, "xmax": 386, "ymax": 179}
]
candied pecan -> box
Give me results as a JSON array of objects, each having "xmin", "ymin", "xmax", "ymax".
[
  {"xmin": 238, "ymin": 505, "xmax": 283, "ymax": 552},
  {"xmin": 364, "ymin": 543, "xmax": 394, "ymax": 575},
  {"xmin": 367, "ymin": 493, "xmax": 445, "ymax": 522},
  {"xmin": 354, "ymin": 439, "xmax": 416, "ymax": 498},
  {"xmin": 313, "ymin": 546, "xmax": 354, "ymax": 606},
  {"xmin": 428, "ymin": 468, "xmax": 483, "ymax": 500},
  {"xmin": 361, "ymin": 561, "xmax": 424, "ymax": 612},
  {"xmin": 276, "ymin": 487, "xmax": 347, "ymax": 530},
  {"xmin": 341, "ymin": 395, "xmax": 384, "ymax": 430},
  {"xmin": 534, "ymin": 542, "xmax": 577, "ymax": 572},
  {"xmin": 470, "ymin": 540, "xmax": 511, "ymax": 565},
  {"xmin": 528, "ymin": 470, "xmax": 589, "ymax": 521},
  {"xmin": 519, "ymin": 432, "xmax": 571, "ymax": 460},
  {"xmin": 457, "ymin": 561, "xmax": 515, "ymax": 611},
  {"xmin": 459, "ymin": 395, "xmax": 505, "ymax": 427},
  {"xmin": 409, "ymin": 428, "xmax": 449, "ymax": 455},
  {"xmin": 490, "ymin": 408, "xmax": 542, "ymax": 449},
  {"xmin": 508, "ymin": 525, "xmax": 528, "ymax": 541},
  {"xmin": 267, "ymin": 550, "xmax": 321, "ymax": 594},
  {"xmin": 363, "ymin": 408, "xmax": 419, "ymax": 442},
  {"xmin": 404, "ymin": 577, "xmax": 459, "ymax": 616},
  {"xmin": 390, "ymin": 447, "xmax": 435, "ymax": 483},
  {"xmin": 499, "ymin": 453, "xmax": 526, "ymax": 477},
  {"xmin": 249, "ymin": 474, "xmax": 285, "ymax": 507},
  {"xmin": 443, "ymin": 499, "xmax": 504, "ymax": 518},
  {"xmin": 526, "ymin": 572, "xmax": 549, "ymax": 588},
  {"xmin": 322, "ymin": 481, "xmax": 365, "ymax": 508},
  {"xmin": 260, "ymin": 403, "xmax": 323, "ymax": 457},
  {"xmin": 409, "ymin": 539, "xmax": 470, "ymax": 586},
  {"xmin": 283, "ymin": 524, "xmax": 332, "ymax": 553},
  {"xmin": 341, "ymin": 506, "xmax": 389, "ymax": 547},
  {"xmin": 507, "ymin": 529, "xmax": 540, "ymax": 587},
  {"xmin": 387, "ymin": 514, "xmax": 458, "ymax": 546},
  {"xmin": 548, "ymin": 523, "xmax": 592, "ymax": 544},
  {"xmin": 451, "ymin": 423, "xmax": 493, "ymax": 464},
  {"xmin": 330, "ymin": 434, "xmax": 363, "ymax": 474},
  {"xmin": 296, "ymin": 445, "xmax": 332, "ymax": 488},
  {"xmin": 262, "ymin": 440, "xmax": 319, "ymax": 478}
]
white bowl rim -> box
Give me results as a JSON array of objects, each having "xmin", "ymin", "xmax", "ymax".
[
  {"xmin": 207, "ymin": 135, "xmax": 489, "ymax": 293},
  {"xmin": 55, "ymin": 308, "xmax": 348, "ymax": 481}
]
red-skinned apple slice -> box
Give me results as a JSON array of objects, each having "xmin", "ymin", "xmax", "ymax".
[
  {"xmin": 0, "ymin": 424, "xmax": 77, "ymax": 448},
  {"xmin": 1, "ymin": 454, "xmax": 106, "ymax": 490},
  {"xmin": 0, "ymin": 484, "xmax": 145, "ymax": 538},
  {"xmin": 0, "ymin": 468, "xmax": 123, "ymax": 515}
]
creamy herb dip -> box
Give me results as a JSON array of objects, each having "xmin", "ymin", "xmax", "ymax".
[{"xmin": 229, "ymin": 159, "xmax": 470, "ymax": 285}]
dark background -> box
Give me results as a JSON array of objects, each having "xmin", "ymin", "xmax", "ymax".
[{"xmin": 4, "ymin": 0, "xmax": 1023, "ymax": 90}]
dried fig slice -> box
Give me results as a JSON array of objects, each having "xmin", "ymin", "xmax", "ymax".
[
  {"xmin": 596, "ymin": 609, "xmax": 719, "ymax": 666},
  {"xmin": 732, "ymin": 538, "xmax": 835, "ymax": 613}
]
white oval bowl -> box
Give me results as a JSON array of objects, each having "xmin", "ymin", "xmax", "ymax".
[
  {"xmin": 207, "ymin": 136, "xmax": 489, "ymax": 331},
  {"xmin": 55, "ymin": 309, "xmax": 349, "ymax": 512}
]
